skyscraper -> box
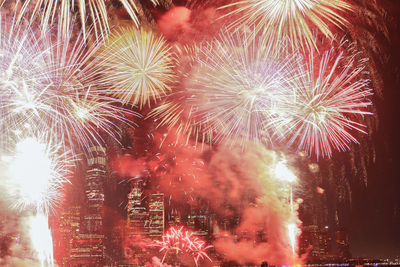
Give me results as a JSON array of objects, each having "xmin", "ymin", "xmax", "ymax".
[
  {"xmin": 148, "ymin": 193, "xmax": 164, "ymax": 238},
  {"xmin": 124, "ymin": 180, "xmax": 150, "ymax": 264},
  {"xmin": 167, "ymin": 208, "xmax": 181, "ymax": 227},
  {"xmin": 84, "ymin": 146, "xmax": 107, "ymax": 234},
  {"xmin": 53, "ymin": 205, "xmax": 81, "ymax": 266},
  {"xmin": 127, "ymin": 180, "xmax": 149, "ymax": 237},
  {"xmin": 69, "ymin": 146, "xmax": 107, "ymax": 266},
  {"xmin": 335, "ymin": 228, "xmax": 351, "ymax": 258},
  {"xmin": 187, "ymin": 202, "xmax": 212, "ymax": 238},
  {"xmin": 299, "ymin": 225, "xmax": 331, "ymax": 258}
]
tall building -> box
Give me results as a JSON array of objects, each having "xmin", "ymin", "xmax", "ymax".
[
  {"xmin": 167, "ymin": 208, "xmax": 181, "ymax": 227},
  {"xmin": 299, "ymin": 225, "xmax": 331, "ymax": 258},
  {"xmin": 124, "ymin": 180, "xmax": 150, "ymax": 264},
  {"xmin": 69, "ymin": 233, "xmax": 106, "ymax": 266},
  {"xmin": 187, "ymin": 203, "xmax": 212, "ymax": 238},
  {"xmin": 84, "ymin": 146, "xmax": 107, "ymax": 234},
  {"xmin": 69, "ymin": 146, "xmax": 107, "ymax": 266},
  {"xmin": 53, "ymin": 205, "xmax": 81, "ymax": 266},
  {"xmin": 335, "ymin": 228, "xmax": 351, "ymax": 258},
  {"xmin": 127, "ymin": 180, "xmax": 149, "ymax": 237},
  {"xmin": 148, "ymin": 193, "xmax": 164, "ymax": 238}
]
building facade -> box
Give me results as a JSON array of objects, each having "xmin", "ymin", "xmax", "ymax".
[{"xmin": 69, "ymin": 146, "xmax": 107, "ymax": 266}]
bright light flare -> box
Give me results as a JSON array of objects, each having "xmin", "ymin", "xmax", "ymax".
[
  {"xmin": 8, "ymin": 138, "xmax": 55, "ymax": 205},
  {"xmin": 29, "ymin": 213, "xmax": 54, "ymax": 266},
  {"xmin": 2, "ymin": 134, "xmax": 71, "ymax": 214},
  {"xmin": 287, "ymin": 223, "xmax": 297, "ymax": 255},
  {"xmin": 274, "ymin": 160, "xmax": 296, "ymax": 183},
  {"xmin": 150, "ymin": 226, "xmax": 213, "ymax": 266}
]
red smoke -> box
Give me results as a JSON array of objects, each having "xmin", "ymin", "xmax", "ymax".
[
  {"xmin": 205, "ymin": 145, "xmax": 302, "ymax": 265},
  {"xmin": 157, "ymin": 6, "xmax": 221, "ymax": 43},
  {"xmin": 146, "ymin": 256, "xmax": 177, "ymax": 267},
  {"xmin": 110, "ymin": 127, "xmax": 303, "ymax": 265},
  {"xmin": 110, "ymin": 154, "xmax": 148, "ymax": 178},
  {"xmin": 154, "ymin": 133, "xmax": 302, "ymax": 265},
  {"xmin": 157, "ymin": 7, "xmax": 191, "ymax": 40}
]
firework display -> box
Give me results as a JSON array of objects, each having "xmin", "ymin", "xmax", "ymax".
[
  {"xmin": 0, "ymin": 16, "xmax": 134, "ymax": 266},
  {"xmin": 283, "ymin": 48, "xmax": 372, "ymax": 158},
  {"xmin": 96, "ymin": 28, "xmax": 175, "ymax": 108},
  {"xmin": 220, "ymin": 0, "xmax": 352, "ymax": 51},
  {"xmin": 0, "ymin": 0, "xmax": 378, "ymax": 266},
  {"xmin": 0, "ymin": 132, "xmax": 70, "ymax": 266},
  {"xmin": 185, "ymin": 30, "xmax": 300, "ymax": 146},
  {"xmin": 150, "ymin": 226, "xmax": 213, "ymax": 266},
  {"xmin": 148, "ymin": 44, "xmax": 214, "ymax": 145},
  {"xmin": 9, "ymin": 0, "xmax": 159, "ymax": 39},
  {"xmin": 0, "ymin": 18, "xmax": 136, "ymax": 154}
]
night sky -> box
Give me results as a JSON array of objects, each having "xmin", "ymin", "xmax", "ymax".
[{"xmin": 340, "ymin": 0, "xmax": 400, "ymax": 258}]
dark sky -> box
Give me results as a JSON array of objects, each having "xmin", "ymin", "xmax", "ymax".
[{"xmin": 342, "ymin": 0, "xmax": 400, "ymax": 258}]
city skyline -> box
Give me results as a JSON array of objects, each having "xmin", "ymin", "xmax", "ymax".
[{"xmin": 54, "ymin": 144, "xmax": 352, "ymax": 266}]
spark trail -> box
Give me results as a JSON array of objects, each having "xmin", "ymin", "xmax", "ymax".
[
  {"xmin": 220, "ymin": 0, "xmax": 352, "ymax": 51},
  {"xmin": 29, "ymin": 213, "xmax": 54, "ymax": 266},
  {"xmin": 0, "ymin": 17, "xmax": 137, "ymax": 155},
  {"xmin": 282, "ymin": 48, "xmax": 372, "ymax": 158},
  {"xmin": 10, "ymin": 0, "xmax": 159, "ymax": 39},
  {"xmin": 185, "ymin": 29, "xmax": 299, "ymax": 146}
]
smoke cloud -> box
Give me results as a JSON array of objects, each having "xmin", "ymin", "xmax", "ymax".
[
  {"xmin": 0, "ymin": 207, "xmax": 48, "ymax": 266},
  {"xmin": 157, "ymin": 6, "xmax": 221, "ymax": 43},
  {"xmin": 112, "ymin": 129, "xmax": 302, "ymax": 265}
]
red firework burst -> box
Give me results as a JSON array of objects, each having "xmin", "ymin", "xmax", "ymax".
[{"xmin": 150, "ymin": 226, "xmax": 213, "ymax": 266}]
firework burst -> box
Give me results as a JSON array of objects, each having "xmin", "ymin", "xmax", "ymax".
[
  {"xmin": 0, "ymin": 18, "xmax": 137, "ymax": 154},
  {"xmin": 148, "ymin": 44, "xmax": 213, "ymax": 146},
  {"xmin": 185, "ymin": 30, "xmax": 300, "ymax": 146},
  {"xmin": 150, "ymin": 226, "xmax": 213, "ymax": 266},
  {"xmin": 96, "ymin": 28, "xmax": 175, "ymax": 108},
  {"xmin": 282, "ymin": 48, "xmax": 372, "ymax": 158},
  {"xmin": 220, "ymin": 0, "xmax": 352, "ymax": 51},
  {"xmin": 9, "ymin": 0, "xmax": 159, "ymax": 39}
]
